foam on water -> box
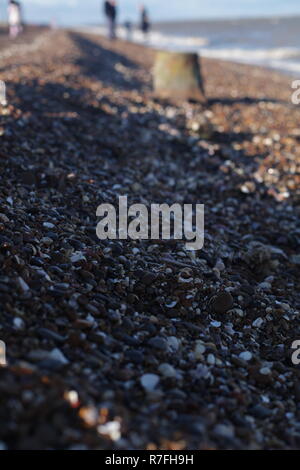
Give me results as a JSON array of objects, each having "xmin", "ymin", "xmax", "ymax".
[{"xmin": 75, "ymin": 22, "xmax": 300, "ymax": 75}]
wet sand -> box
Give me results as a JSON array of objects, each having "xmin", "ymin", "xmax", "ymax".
[{"xmin": 0, "ymin": 29, "xmax": 299, "ymax": 450}]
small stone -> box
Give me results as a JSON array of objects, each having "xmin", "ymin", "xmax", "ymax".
[
  {"xmin": 166, "ymin": 336, "xmax": 180, "ymax": 352},
  {"xmin": 260, "ymin": 367, "xmax": 272, "ymax": 376},
  {"xmin": 16, "ymin": 277, "xmax": 30, "ymax": 293},
  {"xmin": 97, "ymin": 421, "xmax": 121, "ymax": 441},
  {"xmin": 49, "ymin": 348, "xmax": 69, "ymax": 365},
  {"xmin": 250, "ymin": 404, "xmax": 272, "ymax": 419},
  {"xmin": 140, "ymin": 374, "xmax": 160, "ymax": 391},
  {"xmin": 29, "ymin": 348, "xmax": 69, "ymax": 366},
  {"xmin": 0, "ymin": 441, "xmax": 7, "ymax": 450},
  {"xmin": 252, "ymin": 317, "xmax": 264, "ymax": 328},
  {"xmin": 232, "ymin": 308, "xmax": 245, "ymax": 317},
  {"xmin": 214, "ymin": 259, "xmax": 225, "ymax": 271},
  {"xmin": 210, "ymin": 292, "xmax": 234, "ymax": 314},
  {"xmin": 41, "ymin": 237, "xmax": 53, "ymax": 246},
  {"xmin": 0, "ymin": 213, "xmax": 9, "ymax": 223},
  {"xmin": 158, "ymin": 363, "xmax": 176, "ymax": 378},
  {"xmin": 13, "ymin": 317, "xmax": 25, "ymax": 330},
  {"xmin": 207, "ymin": 354, "xmax": 216, "ymax": 366},
  {"xmin": 279, "ymin": 303, "xmax": 290, "ymax": 311},
  {"xmin": 71, "ymin": 252, "xmax": 86, "ymax": 263},
  {"xmin": 291, "ymin": 255, "xmax": 300, "ymax": 265},
  {"xmin": 37, "ymin": 328, "xmax": 67, "ymax": 343},
  {"xmin": 43, "ymin": 222, "xmax": 55, "ymax": 229},
  {"xmin": 194, "ymin": 341, "xmax": 206, "ymax": 359},
  {"xmin": 213, "ymin": 424, "xmax": 235, "ymax": 439},
  {"xmin": 239, "ymin": 351, "xmax": 252, "ymax": 362},
  {"xmin": 258, "ymin": 282, "xmax": 272, "ymax": 291},
  {"xmin": 148, "ymin": 336, "xmax": 168, "ymax": 351}
]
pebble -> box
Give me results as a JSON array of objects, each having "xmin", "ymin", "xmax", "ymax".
[
  {"xmin": 71, "ymin": 252, "xmax": 86, "ymax": 263},
  {"xmin": 147, "ymin": 337, "xmax": 168, "ymax": 352},
  {"xmin": 260, "ymin": 367, "xmax": 272, "ymax": 376},
  {"xmin": 207, "ymin": 354, "xmax": 216, "ymax": 366},
  {"xmin": 0, "ymin": 213, "xmax": 9, "ymax": 223},
  {"xmin": 252, "ymin": 317, "xmax": 264, "ymax": 328},
  {"xmin": 16, "ymin": 277, "xmax": 30, "ymax": 293},
  {"xmin": 158, "ymin": 363, "xmax": 177, "ymax": 378},
  {"xmin": 194, "ymin": 341, "xmax": 206, "ymax": 359},
  {"xmin": 13, "ymin": 317, "xmax": 25, "ymax": 330},
  {"xmin": 258, "ymin": 282, "xmax": 272, "ymax": 291},
  {"xmin": 250, "ymin": 404, "xmax": 273, "ymax": 419},
  {"xmin": 166, "ymin": 336, "xmax": 180, "ymax": 352},
  {"xmin": 97, "ymin": 421, "xmax": 121, "ymax": 442},
  {"xmin": 291, "ymin": 255, "xmax": 300, "ymax": 265},
  {"xmin": 239, "ymin": 351, "xmax": 253, "ymax": 362},
  {"xmin": 43, "ymin": 222, "xmax": 55, "ymax": 229},
  {"xmin": 213, "ymin": 424, "xmax": 235, "ymax": 439},
  {"xmin": 210, "ymin": 292, "xmax": 234, "ymax": 314},
  {"xmin": 37, "ymin": 327, "xmax": 67, "ymax": 343},
  {"xmin": 29, "ymin": 348, "xmax": 69, "ymax": 366},
  {"xmin": 140, "ymin": 374, "xmax": 160, "ymax": 392}
]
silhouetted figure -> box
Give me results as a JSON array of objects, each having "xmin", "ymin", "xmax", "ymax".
[
  {"xmin": 140, "ymin": 4, "xmax": 150, "ymax": 38},
  {"xmin": 124, "ymin": 20, "xmax": 133, "ymax": 41},
  {"xmin": 8, "ymin": 0, "xmax": 22, "ymax": 38},
  {"xmin": 103, "ymin": 0, "xmax": 117, "ymax": 40}
]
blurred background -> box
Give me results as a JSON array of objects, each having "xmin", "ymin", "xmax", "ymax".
[
  {"xmin": 1, "ymin": 0, "xmax": 300, "ymax": 25},
  {"xmin": 2, "ymin": 1, "xmax": 300, "ymax": 74}
]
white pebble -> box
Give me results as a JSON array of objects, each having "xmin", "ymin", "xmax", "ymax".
[
  {"xmin": 97, "ymin": 421, "xmax": 121, "ymax": 442},
  {"xmin": 260, "ymin": 367, "xmax": 272, "ymax": 376},
  {"xmin": 207, "ymin": 354, "xmax": 216, "ymax": 366},
  {"xmin": 239, "ymin": 351, "xmax": 252, "ymax": 362},
  {"xmin": 13, "ymin": 317, "xmax": 25, "ymax": 330},
  {"xmin": 140, "ymin": 374, "xmax": 160, "ymax": 391}
]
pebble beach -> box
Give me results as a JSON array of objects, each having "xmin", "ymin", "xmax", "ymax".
[{"xmin": 0, "ymin": 27, "xmax": 299, "ymax": 450}]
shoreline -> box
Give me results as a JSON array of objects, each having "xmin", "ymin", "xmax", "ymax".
[
  {"xmin": 73, "ymin": 24, "xmax": 300, "ymax": 78},
  {"xmin": 0, "ymin": 29, "xmax": 299, "ymax": 450}
]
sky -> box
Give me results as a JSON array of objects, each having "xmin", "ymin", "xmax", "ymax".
[{"xmin": 2, "ymin": 0, "xmax": 300, "ymax": 26}]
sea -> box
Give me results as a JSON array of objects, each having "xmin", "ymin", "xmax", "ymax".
[{"xmin": 79, "ymin": 16, "xmax": 300, "ymax": 76}]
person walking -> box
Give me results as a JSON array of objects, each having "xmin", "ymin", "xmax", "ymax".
[
  {"xmin": 103, "ymin": 0, "xmax": 117, "ymax": 40},
  {"xmin": 124, "ymin": 20, "xmax": 133, "ymax": 42},
  {"xmin": 140, "ymin": 4, "xmax": 150, "ymax": 39},
  {"xmin": 7, "ymin": 0, "xmax": 22, "ymax": 38}
]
